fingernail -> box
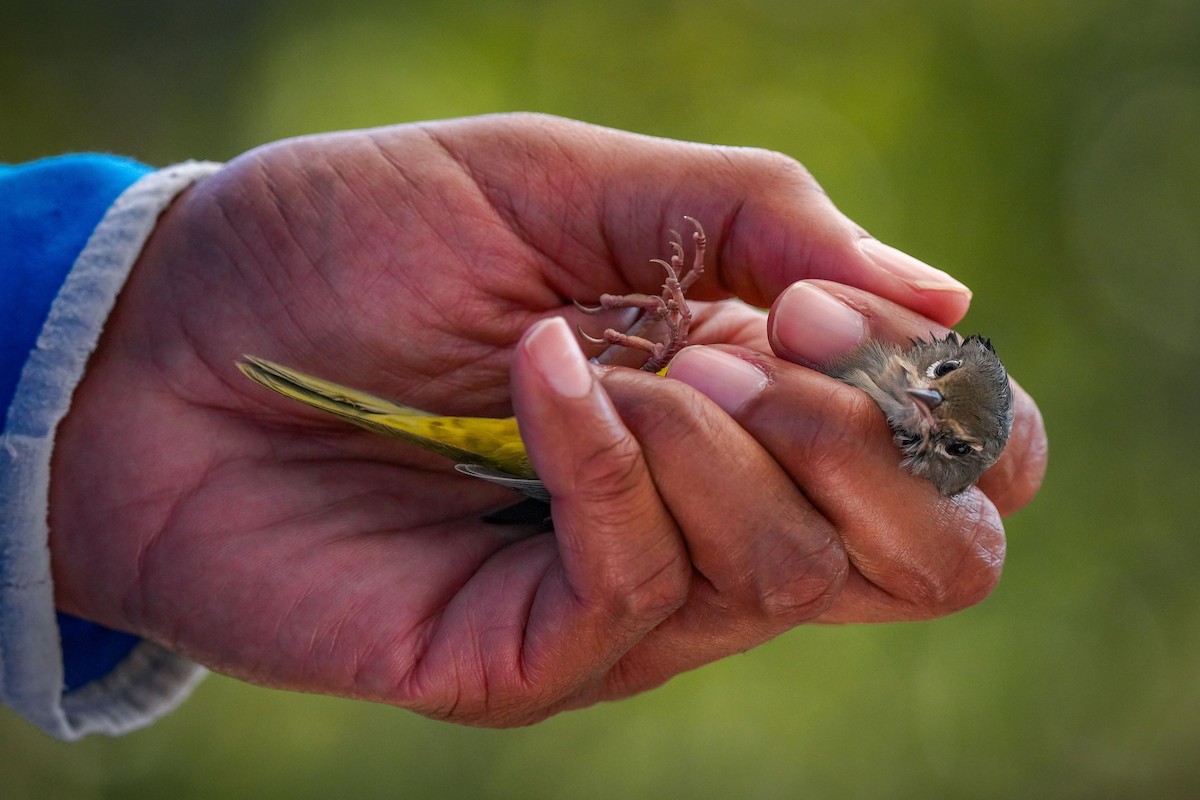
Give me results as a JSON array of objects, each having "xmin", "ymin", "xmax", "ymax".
[
  {"xmin": 524, "ymin": 317, "xmax": 593, "ymax": 398},
  {"xmin": 770, "ymin": 281, "xmax": 867, "ymax": 365},
  {"xmin": 859, "ymin": 238, "xmax": 972, "ymax": 297},
  {"xmin": 666, "ymin": 346, "xmax": 768, "ymax": 415}
]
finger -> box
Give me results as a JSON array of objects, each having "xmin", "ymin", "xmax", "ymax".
[
  {"xmin": 594, "ymin": 137, "xmax": 974, "ymax": 326},
  {"xmin": 684, "ymin": 299, "xmax": 771, "ymax": 353},
  {"xmin": 556, "ymin": 364, "xmax": 847, "ymax": 696},
  {"xmin": 765, "ymin": 279, "xmax": 1048, "ymax": 515},
  {"xmin": 507, "ymin": 317, "xmax": 691, "ymax": 692},
  {"xmin": 974, "ymin": 392, "xmax": 1046, "ymax": 513},
  {"xmin": 667, "ymin": 344, "xmax": 1005, "ymax": 623}
]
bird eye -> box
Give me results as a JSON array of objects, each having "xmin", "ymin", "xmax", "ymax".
[
  {"xmin": 931, "ymin": 359, "xmax": 962, "ymax": 378},
  {"xmin": 945, "ymin": 440, "xmax": 973, "ymax": 457}
]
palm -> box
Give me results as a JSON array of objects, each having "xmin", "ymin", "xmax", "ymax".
[{"xmin": 49, "ymin": 114, "xmax": 1043, "ymax": 726}]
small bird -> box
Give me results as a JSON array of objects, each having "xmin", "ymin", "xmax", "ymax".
[
  {"xmin": 237, "ymin": 355, "xmax": 550, "ymax": 502},
  {"xmin": 238, "ymin": 218, "xmax": 1014, "ymax": 500},
  {"xmin": 826, "ymin": 333, "xmax": 1014, "ymax": 496},
  {"xmin": 238, "ymin": 333, "xmax": 1013, "ymax": 503}
]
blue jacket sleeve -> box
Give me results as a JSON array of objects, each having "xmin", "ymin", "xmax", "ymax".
[
  {"xmin": 0, "ymin": 156, "xmax": 151, "ymax": 418},
  {"xmin": 0, "ymin": 156, "xmax": 150, "ymax": 692},
  {"xmin": 1, "ymin": 156, "xmax": 218, "ymax": 738}
]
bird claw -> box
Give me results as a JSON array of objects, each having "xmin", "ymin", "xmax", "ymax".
[
  {"xmin": 579, "ymin": 216, "xmax": 707, "ymax": 372},
  {"xmin": 576, "ymin": 327, "xmax": 609, "ymax": 346},
  {"xmin": 573, "ymin": 299, "xmax": 605, "ymax": 315}
]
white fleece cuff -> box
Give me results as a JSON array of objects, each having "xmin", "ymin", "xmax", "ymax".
[{"xmin": 0, "ymin": 160, "xmax": 222, "ymax": 740}]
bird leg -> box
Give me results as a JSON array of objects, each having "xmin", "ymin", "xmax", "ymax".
[{"xmin": 576, "ymin": 216, "xmax": 706, "ymax": 372}]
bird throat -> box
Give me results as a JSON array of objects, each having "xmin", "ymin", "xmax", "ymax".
[{"xmin": 834, "ymin": 348, "xmax": 932, "ymax": 441}]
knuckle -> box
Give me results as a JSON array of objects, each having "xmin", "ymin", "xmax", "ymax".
[
  {"xmin": 620, "ymin": 382, "xmax": 709, "ymax": 443},
  {"xmin": 599, "ymin": 551, "xmax": 691, "ymax": 625},
  {"xmin": 756, "ymin": 530, "xmax": 848, "ymax": 623},
  {"xmin": 788, "ymin": 385, "xmax": 880, "ymax": 484},
  {"xmin": 739, "ymin": 147, "xmax": 822, "ymax": 195},
  {"xmin": 569, "ymin": 432, "xmax": 648, "ymax": 506},
  {"xmin": 908, "ymin": 499, "xmax": 1006, "ymax": 616}
]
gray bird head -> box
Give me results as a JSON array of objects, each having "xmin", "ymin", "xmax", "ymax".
[{"xmin": 826, "ymin": 333, "xmax": 1015, "ymax": 496}]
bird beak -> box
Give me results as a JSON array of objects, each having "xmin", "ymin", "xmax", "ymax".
[{"xmin": 906, "ymin": 387, "xmax": 943, "ymax": 410}]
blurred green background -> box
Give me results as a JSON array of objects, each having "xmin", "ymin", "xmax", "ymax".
[{"xmin": 4, "ymin": 0, "xmax": 1200, "ymax": 797}]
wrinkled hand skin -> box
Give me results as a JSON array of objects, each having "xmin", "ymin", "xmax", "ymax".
[{"xmin": 48, "ymin": 113, "xmax": 1048, "ymax": 727}]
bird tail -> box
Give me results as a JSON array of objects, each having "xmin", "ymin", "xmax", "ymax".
[
  {"xmin": 236, "ymin": 356, "xmax": 535, "ymax": 479},
  {"xmin": 237, "ymin": 354, "xmax": 434, "ymax": 422}
]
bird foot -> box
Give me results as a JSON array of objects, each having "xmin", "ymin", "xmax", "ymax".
[{"xmin": 577, "ymin": 216, "xmax": 706, "ymax": 372}]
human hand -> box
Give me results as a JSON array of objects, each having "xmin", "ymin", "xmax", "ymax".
[
  {"xmin": 48, "ymin": 113, "xmax": 1046, "ymax": 725},
  {"xmin": 666, "ymin": 281, "xmax": 1044, "ymax": 628}
]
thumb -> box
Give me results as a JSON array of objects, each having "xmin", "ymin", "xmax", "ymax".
[
  {"xmin": 507, "ymin": 317, "xmax": 689, "ymax": 684},
  {"xmin": 709, "ymin": 163, "xmax": 973, "ymax": 326},
  {"xmin": 601, "ymin": 142, "xmax": 974, "ymax": 327}
]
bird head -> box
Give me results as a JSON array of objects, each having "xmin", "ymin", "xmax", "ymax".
[{"xmin": 828, "ymin": 333, "xmax": 1014, "ymax": 496}]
